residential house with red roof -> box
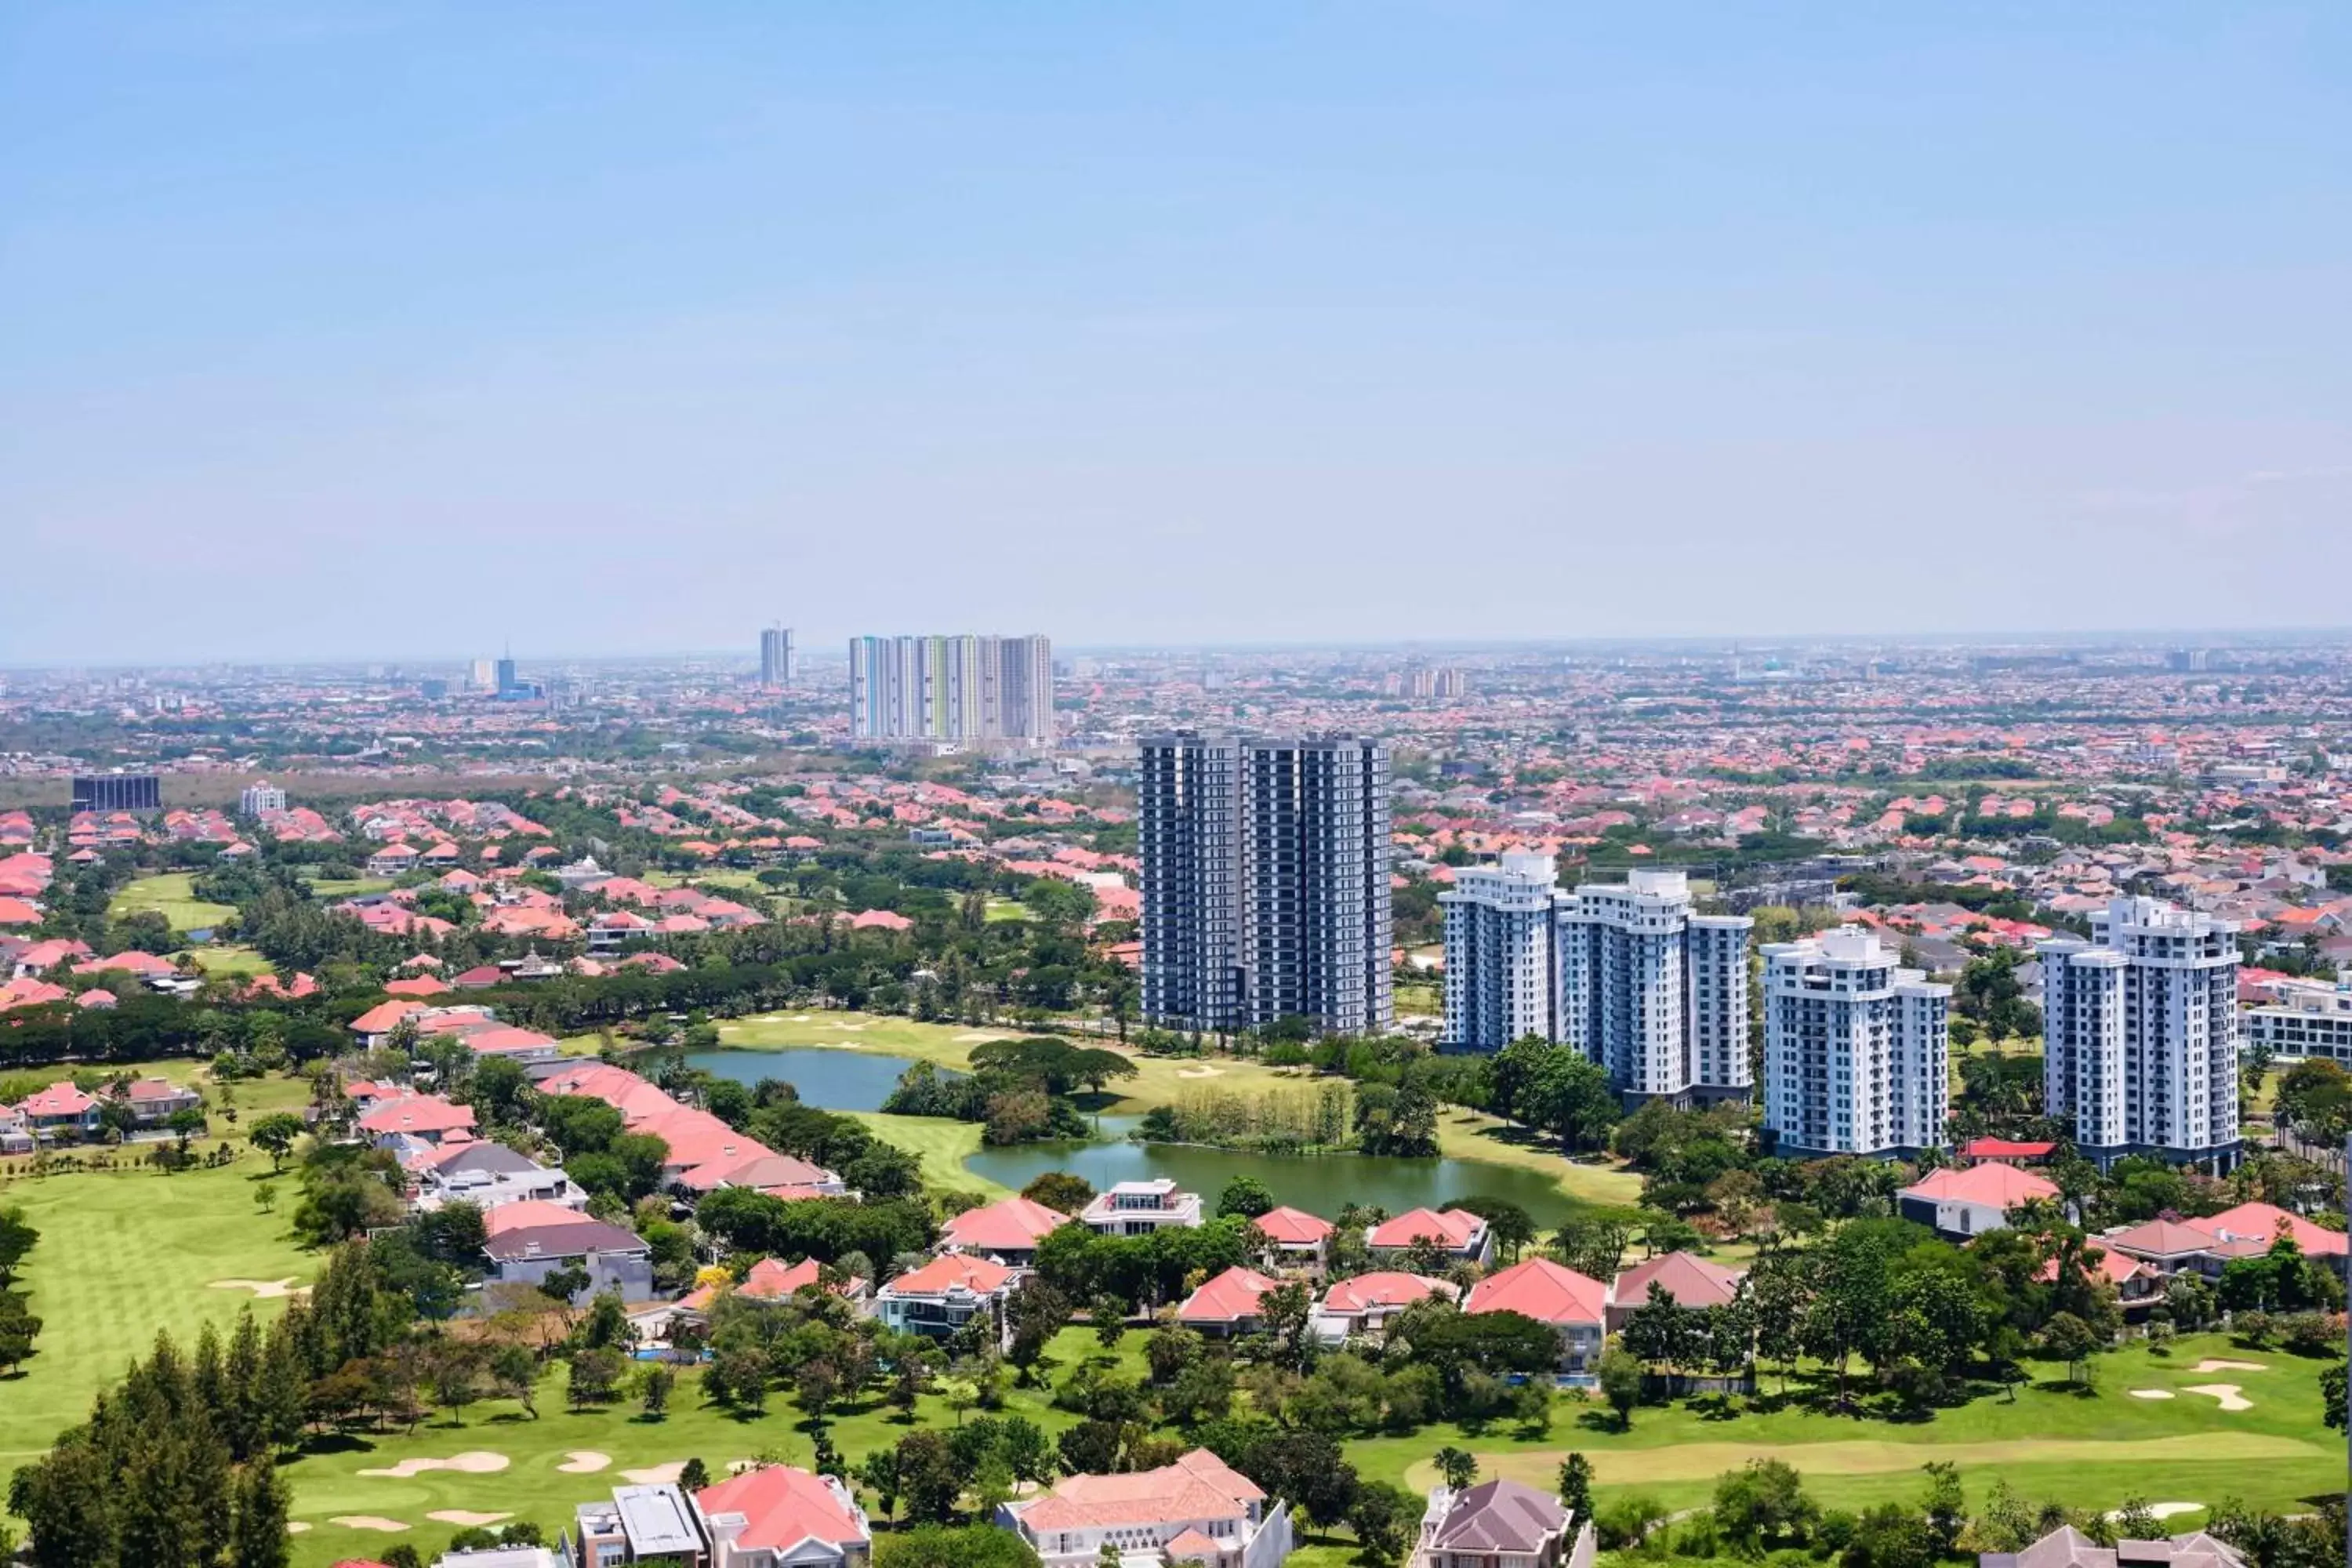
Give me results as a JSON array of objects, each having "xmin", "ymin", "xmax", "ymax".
[
  {"xmin": 695, "ymin": 1464, "xmax": 870, "ymax": 1568},
  {"xmin": 1606, "ymin": 1252, "xmax": 1745, "ymax": 1332},
  {"xmin": 937, "ymin": 1196, "xmax": 1072, "ymax": 1264},
  {"xmin": 875, "ymin": 1254, "xmax": 1023, "ymax": 1342},
  {"xmin": 1469, "ymin": 1258, "xmax": 1610, "ymax": 1370},
  {"xmin": 1367, "ymin": 1207, "xmax": 1494, "ymax": 1267},
  {"xmin": 1896, "ymin": 1163, "xmax": 2061, "ymax": 1239},
  {"xmin": 1177, "ymin": 1266, "xmax": 1284, "ymax": 1338},
  {"xmin": 1311, "ymin": 1272, "xmax": 1456, "ymax": 1345},
  {"xmin": 357, "ymin": 1094, "xmax": 478, "ymax": 1146},
  {"xmin": 12, "ymin": 1080, "xmax": 103, "ymax": 1140},
  {"xmin": 998, "ymin": 1447, "xmax": 1289, "ymax": 1568},
  {"xmin": 1247, "ymin": 1206, "xmax": 1335, "ymax": 1273}
]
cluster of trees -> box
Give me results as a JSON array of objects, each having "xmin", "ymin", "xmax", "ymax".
[
  {"xmin": 878, "ymin": 1033, "xmax": 1136, "ymax": 1144},
  {"xmin": 0, "ymin": 1204, "xmax": 41, "ymax": 1372}
]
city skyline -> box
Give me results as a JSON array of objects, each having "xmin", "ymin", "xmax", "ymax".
[{"xmin": 7, "ymin": 5, "xmax": 2350, "ymax": 662}]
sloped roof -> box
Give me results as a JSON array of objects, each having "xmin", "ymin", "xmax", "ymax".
[
  {"xmin": 1469, "ymin": 1256, "xmax": 1608, "ymax": 1326},
  {"xmin": 1367, "ymin": 1206, "xmax": 1486, "ymax": 1249},
  {"xmin": 1178, "ymin": 1265, "xmax": 1279, "ymax": 1324},
  {"xmin": 1251, "ymin": 1204, "xmax": 1334, "ymax": 1244},
  {"xmin": 1428, "ymin": 1479, "xmax": 1570, "ymax": 1552},
  {"xmin": 1900, "ymin": 1163, "xmax": 2060, "ymax": 1210},
  {"xmin": 695, "ymin": 1465, "xmax": 867, "ymax": 1553},
  {"xmin": 1611, "ymin": 1250, "xmax": 1742, "ymax": 1312},
  {"xmin": 939, "ymin": 1196, "xmax": 1072, "ymax": 1253}
]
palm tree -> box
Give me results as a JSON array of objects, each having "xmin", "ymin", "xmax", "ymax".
[{"xmin": 1433, "ymin": 1446, "xmax": 1478, "ymax": 1492}]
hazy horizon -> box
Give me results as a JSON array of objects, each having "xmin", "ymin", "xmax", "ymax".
[{"xmin": 6, "ymin": 3, "xmax": 2348, "ymax": 663}]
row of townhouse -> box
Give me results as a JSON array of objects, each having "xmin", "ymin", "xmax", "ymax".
[{"xmin": 2, "ymin": 1074, "xmax": 205, "ymax": 1151}]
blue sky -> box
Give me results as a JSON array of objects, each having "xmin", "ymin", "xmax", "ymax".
[{"xmin": 4, "ymin": 3, "xmax": 2347, "ymax": 662}]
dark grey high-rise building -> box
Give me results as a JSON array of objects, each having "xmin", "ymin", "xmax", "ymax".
[
  {"xmin": 72, "ymin": 773, "xmax": 162, "ymax": 814},
  {"xmin": 1139, "ymin": 734, "xmax": 1391, "ymax": 1036},
  {"xmin": 760, "ymin": 626, "xmax": 795, "ymax": 688}
]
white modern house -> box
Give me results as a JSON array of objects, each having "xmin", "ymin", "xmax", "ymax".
[{"xmin": 1080, "ymin": 1178, "xmax": 1204, "ymax": 1236}]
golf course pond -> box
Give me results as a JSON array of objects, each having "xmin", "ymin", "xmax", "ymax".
[{"xmin": 688, "ymin": 1047, "xmax": 1594, "ymax": 1225}]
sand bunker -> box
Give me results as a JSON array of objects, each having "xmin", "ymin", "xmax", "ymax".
[
  {"xmin": 2193, "ymin": 1359, "xmax": 2267, "ymax": 1374},
  {"xmin": 286, "ymin": 1523, "xmax": 312, "ymax": 1535},
  {"xmin": 2129, "ymin": 1389, "xmax": 2176, "ymax": 1400},
  {"xmin": 954, "ymin": 1032, "xmax": 1014, "ymax": 1043},
  {"xmin": 834, "ymin": 1022, "xmax": 867, "ymax": 1032},
  {"xmin": 210, "ymin": 1278, "xmax": 305, "ymax": 1298},
  {"xmin": 787, "ymin": 1015, "xmax": 813, "ymax": 1022},
  {"xmin": 2184, "ymin": 1384, "xmax": 2252, "ymax": 1411},
  {"xmin": 558, "ymin": 1451, "xmax": 612, "ymax": 1474},
  {"xmin": 329, "ymin": 1517, "xmax": 410, "ymax": 1533},
  {"xmin": 1176, "ymin": 1066, "xmax": 1225, "ymax": 1079},
  {"xmin": 428, "ymin": 1512, "xmax": 513, "ymax": 1527},
  {"xmin": 622, "ymin": 1461, "xmax": 687, "ymax": 1485},
  {"xmin": 358, "ymin": 1451, "xmax": 511, "ymax": 1479}
]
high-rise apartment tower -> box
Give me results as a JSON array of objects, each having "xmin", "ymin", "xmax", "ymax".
[
  {"xmin": 2038, "ymin": 896, "xmax": 2240, "ymax": 1169},
  {"xmin": 848, "ymin": 634, "xmax": 1054, "ymax": 746},
  {"xmin": 1762, "ymin": 926, "xmax": 1951, "ymax": 1159},
  {"xmin": 1140, "ymin": 734, "xmax": 1391, "ymax": 1036}
]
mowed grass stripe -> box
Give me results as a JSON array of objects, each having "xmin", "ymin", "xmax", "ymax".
[{"xmin": 1406, "ymin": 1431, "xmax": 2325, "ymax": 1489}]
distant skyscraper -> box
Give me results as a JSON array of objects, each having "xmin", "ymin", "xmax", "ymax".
[
  {"xmin": 1140, "ymin": 733, "xmax": 1391, "ymax": 1036},
  {"xmin": 71, "ymin": 772, "xmax": 162, "ymax": 814},
  {"xmin": 2038, "ymin": 897, "xmax": 2240, "ymax": 1169},
  {"xmin": 760, "ymin": 626, "xmax": 796, "ymax": 688},
  {"xmin": 1762, "ymin": 926, "xmax": 1951, "ymax": 1159},
  {"xmin": 1557, "ymin": 869, "xmax": 1753, "ymax": 1100},
  {"xmin": 848, "ymin": 634, "xmax": 1054, "ymax": 746},
  {"xmin": 1440, "ymin": 850, "xmax": 1562, "ymax": 1050},
  {"xmin": 470, "ymin": 658, "xmax": 497, "ymax": 692},
  {"xmin": 494, "ymin": 656, "xmax": 519, "ymax": 695},
  {"xmin": 238, "ymin": 781, "xmax": 287, "ymax": 817}
]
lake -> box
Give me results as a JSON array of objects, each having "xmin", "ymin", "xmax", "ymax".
[
  {"xmin": 965, "ymin": 1115, "xmax": 1591, "ymax": 1228},
  {"xmin": 689, "ymin": 1048, "xmax": 1592, "ymax": 1225},
  {"xmin": 684, "ymin": 1048, "xmax": 929, "ymax": 1113}
]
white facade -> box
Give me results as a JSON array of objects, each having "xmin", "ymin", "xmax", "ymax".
[
  {"xmin": 848, "ymin": 633, "xmax": 1053, "ymax": 746},
  {"xmin": 2038, "ymin": 896, "xmax": 2240, "ymax": 1167},
  {"xmin": 2245, "ymin": 972, "xmax": 2352, "ymax": 1066},
  {"xmin": 758, "ymin": 626, "xmax": 795, "ymax": 688},
  {"xmin": 238, "ymin": 781, "xmax": 287, "ymax": 816},
  {"xmin": 1441, "ymin": 851, "xmax": 1560, "ymax": 1049},
  {"xmin": 1080, "ymin": 1178, "xmax": 1204, "ymax": 1235},
  {"xmin": 1762, "ymin": 926, "xmax": 1951, "ymax": 1158},
  {"xmin": 1555, "ymin": 869, "xmax": 1751, "ymax": 1098},
  {"xmin": 1140, "ymin": 733, "xmax": 1392, "ymax": 1036}
]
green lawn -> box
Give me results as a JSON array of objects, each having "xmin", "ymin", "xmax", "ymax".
[
  {"xmin": 188, "ymin": 944, "xmax": 277, "ymax": 978},
  {"xmin": 983, "ymin": 899, "xmax": 1032, "ymax": 923},
  {"xmin": 108, "ymin": 872, "xmax": 236, "ymax": 933},
  {"xmin": 838, "ymin": 1112, "xmax": 1007, "ymax": 1199},
  {"xmin": 1372, "ymin": 1334, "xmax": 2339, "ymax": 1520},
  {"xmin": 303, "ymin": 875, "xmax": 395, "ymax": 898},
  {"xmin": 0, "ymin": 1159, "xmax": 314, "ymax": 1471}
]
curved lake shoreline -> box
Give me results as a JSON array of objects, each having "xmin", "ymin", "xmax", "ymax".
[{"xmin": 683, "ymin": 1043, "xmax": 1607, "ymax": 1224}]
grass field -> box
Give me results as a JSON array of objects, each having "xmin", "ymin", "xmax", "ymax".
[
  {"xmin": 108, "ymin": 872, "xmax": 236, "ymax": 933},
  {"xmin": 837, "ymin": 1112, "xmax": 1008, "ymax": 1198},
  {"xmin": 303, "ymin": 875, "xmax": 396, "ymax": 898},
  {"xmin": 1374, "ymin": 1334, "xmax": 2340, "ymax": 1520},
  {"xmin": 983, "ymin": 898, "xmax": 1032, "ymax": 922},
  {"xmin": 189, "ymin": 944, "xmax": 277, "ymax": 978},
  {"xmin": 0, "ymin": 1159, "xmax": 314, "ymax": 1469}
]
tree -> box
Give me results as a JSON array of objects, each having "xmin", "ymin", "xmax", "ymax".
[
  {"xmin": 1597, "ymin": 1346, "xmax": 1642, "ymax": 1430},
  {"xmin": 1004, "ymin": 1279, "xmax": 1072, "ymax": 1383},
  {"xmin": 1217, "ymin": 1175, "xmax": 1276, "ymax": 1220},
  {"xmin": 227, "ymin": 1459, "xmax": 290, "ymax": 1568},
  {"xmin": 490, "ymin": 1345, "xmax": 539, "ymax": 1418},
  {"xmin": 0, "ymin": 1208, "xmax": 38, "ymax": 1289},
  {"xmin": 1022, "ymin": 1172, "xmax": 1094, "ymax": 1216},
  {"xmin": 1348, "ymin": 1482, "xmax": 1420, "ymax": 1567},
  {"xmin": 1556, "ymin": 1454, "xmax": 1594, "ymax": 1524},
  {"xmin": 873, "ymin": 1525, "xmax": 1044, "ymax": 1568},
  {"xmin": 2321, "ymin": 1363, "xmax": 2344, "ymax": 1432},
  {"xmin": 640, "ymin": 1364, "xmax": 676, "ymax": 1418},
  {"xmin": 1237, "ymin": 1429, "xmax": 1359, "ymax": 1531},
  {"xmin": 0, "ymin": 1293, "xmax": 41, "ymax": 1372},
  {"xmin": 895, "ymin": 1431, "xmax": 962, "ymax": 1524},
  {"xmin": 1433, "ymin": 1446, "xmax": 1478, "ymax": 1492},
  {"xmin": 858, "ymin": 1447, "xmax": 901, "ymax": 1522},
  {"xmin": 2041, "ymin": 1312, "xmax": 2101, "ymax": 1387},
  {"xmin": 678, "ymin": 1457, "xmax": 712, "ymax": 1494},
  {"xmin": 1919, "ymin": 1462, "xmax": 1967, "ymax": 1558},
  {"xmin": 1842, "ymin": 1504, "xmax": 1939, "ymax": 1568},
  {"xmin": 246, "ymin": 1115, "xmax": 305, "ymax": 1173},
  {"xmin": 1714, "ymin": 1458, "xmax": 1817, "ymax": 1555},
  {"xmin": 566, "ymin": 1348, "xmax": 625, "ymax": 1410}
]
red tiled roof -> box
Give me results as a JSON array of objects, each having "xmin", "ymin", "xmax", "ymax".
[
  {"xmin": 1319, "ymin": 1271, "xmax": 1446, "ymax": 1314},
  {"xmin": 1471, "ymin": 1257, "xmax": 1608, "ymax": 1326},
  {"xmin": 882, "ymin": 1254, "xmax": 1018, "ymax": 1299},
  {"xmin": 1178, "ymin": 1265, "xmax": 1279, "ymax": 1325},
  {"xmin": 939, "ymin": 1196, "xmax": 1071, "ymax": 1253},
  {"xmin": 1610, "ymin": 1251, "xmax": 1741, "ymax": 1312},
  {"xmin": 2204, "ymin": 1201, "xmax": 2348, "ymax": 1257},
  {"xmin": 1367, "ymin": 1207, "xmax": 1485, "ymax": 1250},
  {"xmin": 1250, "ymin": 1205, "xmax": 1334, "ymax": 1245},
  {"xmin": 1900, "ymin": 1163, "xmax": 2060, "ymax": 1210},
  {"xmin": 695, "ymin": 1465, "xmax": 866, "ymax": 1555}
]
